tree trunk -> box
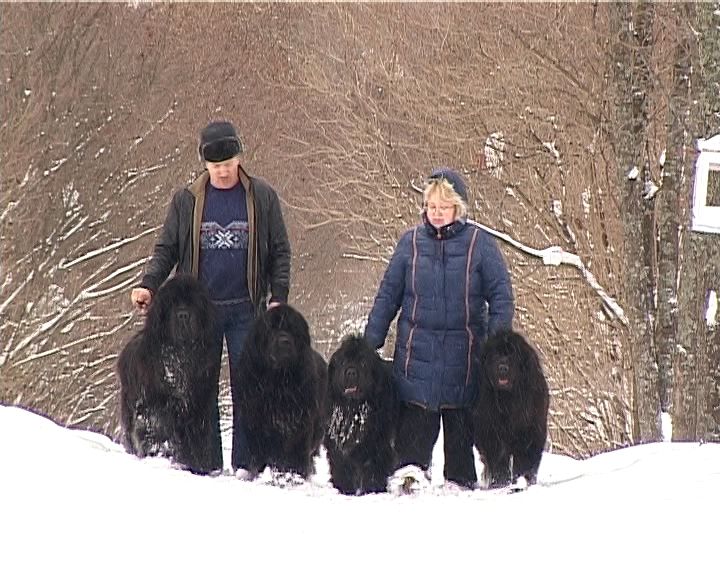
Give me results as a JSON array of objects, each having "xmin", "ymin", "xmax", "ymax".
[
  {"xmin": 674, "ymin": 2, "xmax": 720, "ymax": 442},
  {"xmin": 656, "ymin": 6, "xmax": 690, "ymax": 415},
  {"xmin": 694, "ymin": 4, "xmax": 720, "ymax": 443},
  {"xmin": 675, "ymin": 235, "xmax": 702, "ymax": 440},
  {"xmin": 612, "ymin": 1, "xmax": 662, "ymax": 442},
  {"xmin": 676, "ymin": 234, "xmax": 720, "ymax": 441}
]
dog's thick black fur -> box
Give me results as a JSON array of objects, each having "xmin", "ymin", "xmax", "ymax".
[
  {"xmin": 325, "ymin": 335, "xmax": 397, "ymax": 495},
  {"xmin": 232, "ymin": 304, "xmax": 328, "ymax": 479},
  {"xmin": 118, "ymin": 275, "xmax": 222, "ymax": 474},
  {"xmin": 472, "ymin": 328, "xmax": 549, "ymax": 488}
]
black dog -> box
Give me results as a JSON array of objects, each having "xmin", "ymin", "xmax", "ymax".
[
  {"xmin": 325, "ymin": 335, "xmax": 397, "ymax": 495},
  {"xmin": 472, "ymin": 329, "xmax": 549, "ymax": 488},
  {"xmin": 232, "ymin": 304, "xmax": 328, "ymax": 479},
  {"xmin": 118, "ymin": 275, "xmax": 222, "ymax": 475}
]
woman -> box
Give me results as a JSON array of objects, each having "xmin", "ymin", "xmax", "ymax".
[{"xmin": 364, "ymin": 167, "xmax": 514, "ymax": 490}]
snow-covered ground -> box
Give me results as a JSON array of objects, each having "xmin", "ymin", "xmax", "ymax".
[{"xmin": 1, "ymin": 404, "xmax": 718, "ymax": 575}]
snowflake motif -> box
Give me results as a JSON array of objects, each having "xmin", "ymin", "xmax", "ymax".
[
  {"xmin": 212, "ymin": 230, "xmax": 238, "ymax": 249},
  {"xmin": 200, "ymin": 221, "xmax": 248, "ymax": 250}
]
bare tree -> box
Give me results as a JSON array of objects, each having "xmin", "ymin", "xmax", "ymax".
[
  {"xmin": 674, "ymin": 2, "xmax": 720, "ymax": 442},
  {"xmin": 656, "ymin": 6, "xmax": 692, "ymax": 417},
  {"xmin": 610, "ymin": 1, "xmax": 662, "ymax": 441},
  {"xmin": 8, "ymin": 2, "xmax": 716, "ymax": 457}
]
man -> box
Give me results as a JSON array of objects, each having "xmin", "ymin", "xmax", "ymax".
[{"xmin": 131, "ymin": 120, "xmax": 291, "ymax": 474}]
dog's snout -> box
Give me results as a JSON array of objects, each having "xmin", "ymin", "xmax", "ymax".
[
  {"xmin": 345, "ymin": 367, "xmax": 358, "ymax": 381},
  {"xmin": 177, "ymin": 310, "xmax": 190, "ymax": 323}
]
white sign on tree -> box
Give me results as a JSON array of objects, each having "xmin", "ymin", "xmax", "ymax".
[{"xmin": 692, "ymin": 134, "xmax": 720, "ymax": 234}]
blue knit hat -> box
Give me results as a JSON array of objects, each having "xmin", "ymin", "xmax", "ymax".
[{"xmin": 429, "ymin": 167, "xmax": 468, "ymax": 202}]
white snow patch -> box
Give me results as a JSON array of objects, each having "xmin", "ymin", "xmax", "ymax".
[
  {"xmin": 1, "ymin": 405, "xmax": 720, "ymax": 574},
  {"xmin": 661, "ymin": 412, "xmax": 673, "ymax": 441},
  {"xmin": 707, "ymin": 289, "xmax": 718, "ymax": 328}
]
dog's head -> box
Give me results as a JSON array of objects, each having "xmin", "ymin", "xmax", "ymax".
[
  {"xmin": 255, "ymin": 304, "xmax": 311, "ymax": 367},
  {"xmin": 479, "ymin": 329, "xmax": 530, "ymax": 393},
  {"xmin": 146, "ymin": 275, "xmax": 216, "ymax": 347},
  {"xmin": 328, "ymin": 335, "xmax": 384, "ymax": 400}
]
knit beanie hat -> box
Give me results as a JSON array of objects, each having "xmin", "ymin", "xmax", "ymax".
[
  {"xmin": 429, "ymin": 167, "xmax": 468, "ymax": 202},
  {"xmin": 199, "ymin": 121, "xmax": 243, "ymax": 162}
]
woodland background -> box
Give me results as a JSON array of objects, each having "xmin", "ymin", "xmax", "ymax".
[{"xmin": 1, "ymin": 2, "xmax": 718, "ymax": 458}]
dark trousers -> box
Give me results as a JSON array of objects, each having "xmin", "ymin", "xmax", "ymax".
[
  {"xmin": 394, "ymin": 402, "xmax": 477, "ymax": 487},
  {"xmin": 212, "ymin": 301, "xmax": 255, "ymax": 470}
]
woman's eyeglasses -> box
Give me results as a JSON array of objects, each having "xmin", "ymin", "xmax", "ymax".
[{"xmin": 426, "ymin": 203, "xmax": 455, "ymax": 214}]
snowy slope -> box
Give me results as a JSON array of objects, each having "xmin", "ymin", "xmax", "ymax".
[{"xmin": 1, "ymin": 405, "xmax": 718, "ymax": 576}]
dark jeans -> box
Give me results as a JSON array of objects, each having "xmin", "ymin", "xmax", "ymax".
[
  {"xmin": 394, "ymin": 402, "xmax": 477, "ymax": 487},
  {"xmin": 212, "ymin": 301, "xmax": 255, "ymax": 470}
]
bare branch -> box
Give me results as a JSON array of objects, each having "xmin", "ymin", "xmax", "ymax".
[
  {"xmin": 468, "ymin": 218, "xmax": 628, "ymax": 326},
  {"xmin": 58, "ymin": 228, "xmax": 159, "ymax": 270}
]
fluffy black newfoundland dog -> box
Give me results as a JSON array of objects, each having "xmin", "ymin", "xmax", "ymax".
[
  {"xmin": 232, "ymin": 304, "xmax": 328, "ymax": 479},
  {"xmin": 117, "ymin": 275, "xmax": 222, "ymax": 475},
  {"xmin": 326, "ymin": 335, "xmax": 397, "ymax": 495},
  {"xmin": 472, "ymin": 328, "xmax": 549, "ymax": 488}
]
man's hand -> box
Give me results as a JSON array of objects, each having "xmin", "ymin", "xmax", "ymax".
[{"xmin": 131, "ymin": 287, "xmax": 152, "ymax": 315}]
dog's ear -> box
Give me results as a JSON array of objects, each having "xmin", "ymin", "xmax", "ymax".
[
  {"xmin": 327, "ymin": 353, "xmax": 338, "ymax": 384},
  {"xmin": 143, "ymin": 292, "xmax": 164, "ymax": 342},
  {"xmin": 291, "ymin": 310, "xmax": 312, "ymax": 349}
]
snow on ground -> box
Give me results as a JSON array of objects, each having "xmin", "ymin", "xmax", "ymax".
[{"xmin": 1, "ymin": 404, "xmax": 718, "ymax": 575}]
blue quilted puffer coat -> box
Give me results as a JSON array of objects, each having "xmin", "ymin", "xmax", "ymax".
[{"xmin": 365, "ymin": 216, "xmax": 514, "ymax": 410}]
